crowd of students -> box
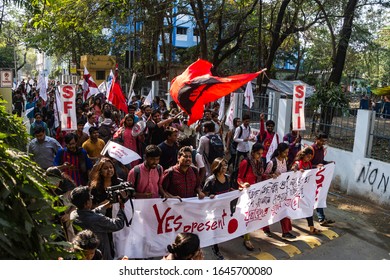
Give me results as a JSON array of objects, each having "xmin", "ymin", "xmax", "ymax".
[{"xmin": 16, "ymin": 79, "xmax": 335, "ymax": 260}]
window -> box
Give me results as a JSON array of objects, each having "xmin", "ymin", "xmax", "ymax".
[
  {"xmin": 177, "ymin": 27, "xmax": 187, "ymax": 35},
  {"xmin": 96, "ymin": 71, "xmax": 105, "ymax": 80}
]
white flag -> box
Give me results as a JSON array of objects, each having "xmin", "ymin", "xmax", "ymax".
[
  {"xmin": 218, "ymin": 96, "xmax": 225, "ymax": 121},
  {"xmin": 101, "ymin": 140, "xmax": 141, "ymax": 165},
  {"xmin": 266, "ymin": 133, "xmax": 279, "ymax": 163},
  {"xmin": 144, "ymin": 87, "xmax": 153, "ymax": 106},
  {"xmin": 244, "ymin": 81, "xmax": 254, "ymax": 109},
  {"xmin": 83, "ymin": 66, "xmax": 100, "ymax": 101},
  {"xmin": 98, "ymin": 81, "xmax": 107, "ymax": 94},
  {"xmin": 225, "ymin": 93, "xmax": 236, "ymax": 129},
  {"xmin": 36, "ymin": 72, "xmax": 47, "ymax": 102}
]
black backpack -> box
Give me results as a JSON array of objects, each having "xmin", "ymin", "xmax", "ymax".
[
  {"xmin": 206, "ymin": 134, "xmax": 224, "ymax": 163},
  {"xmin": 232, "ymin": 126, "xmax": 251, "ymax": 149}
]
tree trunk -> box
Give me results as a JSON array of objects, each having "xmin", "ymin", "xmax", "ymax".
[
  {"xmin": 264, "ymin": 0, "xmax": 291, "ymax": 80},
  {"xmin": 189, "ymin": 0, "xmax": 208, "ymax": 60},
  {"xmin": 328, "ymin": 0, "xmax": 359, "ymax": 85}
]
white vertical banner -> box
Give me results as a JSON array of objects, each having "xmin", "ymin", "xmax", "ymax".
[
  {"xmin": 218, "ymin": 96, "xmax": 225, "ymax": 121},
  {"xmin": 292, "ymin": 84, "xmax": 306, "ymax": 131},
  {"xmin": 244, "ymin": 81, "xmax": 254, "ymax": 108},
  {"xmin": 60, "ymin": 84, "xmax": 77, "ymax": 131},
  {"xmin": 224, "ymin": 93, "xmax": 236, "ymax": 129}
]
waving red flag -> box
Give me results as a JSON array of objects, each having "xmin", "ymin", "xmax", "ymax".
[
  {"xmin": 170, "ymin": 59, "xmax": 265, "ymax": 125},
  {"xmin": 107, "ymin": 69, "xmax": 128, "ymax": 114}
]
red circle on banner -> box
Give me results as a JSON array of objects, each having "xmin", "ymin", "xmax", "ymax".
[{"xmin": 228, "ymin": 218, "xmax": 238, "ymax": 234}]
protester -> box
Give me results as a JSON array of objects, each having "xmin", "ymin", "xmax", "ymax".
[
  {"xmin": 146, "ymin": 109, "xmax": 175, "ymax": 145},
  {"xmin": 127, "ymin": 145, "xmax": 163, "ymax": 199},
  {"xmin": 225, "ymin": 117, "xmax": 241, "ymax": 171},
  {"xmin": 113, "ymin": 113, "xmax": 143, "ymax": 168},
  {"xmin": 83, "ymin": 112, "xmax": 97, "ymax": 136},
  {"xmin": 30, "ymin": 112, "xmax": 50, "ymax": 136},
  {"xmin": 75, "ymin": 120, "xmax": 89, "ymax": 148},
  {"xmin": 82, "ymin": 127, "xmax": 105, "ymax": 164},
  {"xmin": 283, "ymin": 123, "xmax": 302, "ymax": 170},
  {"xmin": 160, "ymin": 146, "xmax": 206, "ymax": 200},
  {"xmin": 197, "ymin": 121, "xmax": 224, "ymax": 178},
  {"xmin": 237, "ymin": 143, "xmax": 265, "ymax": 251},
  {"xmin": 292, "ymin": 147, "xmax": 322, "ymax": 235},
  {"xmin": 98, "ymin": 110, "xmax": 116, "ymax": 144},
  {"xmin": 310, "ymin": 133, "xmax": 335, "ymax": 226},
  {"xmin": 203, "ymin": 157, "xmax": 232, "ymax": 260},
  {"xmin": 70, "ymin": 186, "xmax": 126, "ymax": 260},
  {"xmin": 89, "ymin": 157, "xmax": 122, "ymax": 212},
  {"xmin": 263, "ymin": 142, "xmax": 296, "ymax": 239},
  {"xmin": 257, "ymin": 113, "xmax": 279, "ymax": 167},
  {"xmin": 162, "ymin": 233, "xmax": 203, "ymax": 260},
  {"xmin": 70, "ymin": 229, "xmax": 102, "ymax": 260},
  {"xmin": 233, "ymin": 114, "xmax": 255, "ymax": 170},
  {"xmin": 54, "ymin": 133, "xmax": 93, "ymax": 186},
  {"xmin": 27, "ymin": 126, "xmax": 62, "ymax": 170},
  {"xmin": 158, "ymin": 127, "xmax": 179, "ymax": 170},
  {"xmin": 178, "ymin": 137, "xmax": 206, "ymax": 184}
]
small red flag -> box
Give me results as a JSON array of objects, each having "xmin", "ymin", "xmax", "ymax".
[
  {"xmin": 170, "ymin": 59, "xmax": 264, "ymax": 125},
  {"xmin": 107, "ymin": 70, "xmax": 128, "ymax": 114}
]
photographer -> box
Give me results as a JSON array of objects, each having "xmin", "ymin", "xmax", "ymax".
[{"xmin": 70, "ymin": 186, "xmax": 127, "ymax": 260}]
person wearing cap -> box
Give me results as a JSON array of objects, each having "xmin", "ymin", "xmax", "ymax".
[{"xmin": 28, "ymin": 126, "xmax": 62, "ymax": 170}]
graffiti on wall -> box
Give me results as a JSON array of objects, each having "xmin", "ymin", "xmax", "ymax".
[{"xmin": 357, "ymin": 161, "xmax": 389, "ymax": 194}]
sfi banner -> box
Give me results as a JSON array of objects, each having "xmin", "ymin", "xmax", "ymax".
[
  {"xmin": 292, "ymin": 84, "xmax": 306, "ymax": 131},
  {"xmin": 60, "ymin": 84, "xmax": 77, "ymax": 131}
]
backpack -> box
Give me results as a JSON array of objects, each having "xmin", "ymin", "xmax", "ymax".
[
  {"xmin": 230, "ymin": 158, "xmax": 249, "ymax": 189},
  {"xmin": 232, "ymin": 126, "xmax": 251, "ymax": 149},
  {"xmin": 206, "ymin": 134, "xmax": 224, "ymax": 164},
  {"xmin": 133, "ymin": 164, "xmax": 163, "ymax": 191}
]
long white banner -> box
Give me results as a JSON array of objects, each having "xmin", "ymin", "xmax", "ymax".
[{"xmin": 113, "ymin": 163, "xmax": 335, "ymax": 258}]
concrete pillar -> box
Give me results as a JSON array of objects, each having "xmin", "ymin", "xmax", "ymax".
[
  {"xmin": 353, "ymin": 109, "xmax": 375, "ymax": 158},
  {"xmin": 278, "ymin": 98, "xmax": 292, "ymax": 138}
]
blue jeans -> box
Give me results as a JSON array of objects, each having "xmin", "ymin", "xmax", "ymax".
[{"xmin": 316, "ymin": 208, "xmax": 325, "ymax": 221}]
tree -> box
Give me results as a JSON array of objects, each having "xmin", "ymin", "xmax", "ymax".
[
  {"xmin": 0, "ymin": 101, "xmax": 68, "ymax": 259},
  {"xmin": 328, "ymin": 0, "xmax": 359, "ymax": 85}
]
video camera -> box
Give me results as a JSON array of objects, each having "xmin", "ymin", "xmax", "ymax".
[{"xmin": 106, "ymin": 182, "xmax": 135, "ymax": 204}]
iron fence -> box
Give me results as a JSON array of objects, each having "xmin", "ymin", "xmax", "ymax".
[
  {"xmin": 369, "ymin": 112, "xmax": 390, "ymax": 163},
  {"xmin": 242, "ymin": 94, "xmax": 275, "ymax": 130},
  {"xmin": 302, "ymin": 105, "xmax": 357, "ymax": 151}
]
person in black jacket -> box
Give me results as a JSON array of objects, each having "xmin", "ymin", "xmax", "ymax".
[{"xmin": 70, "ymin": 186, "xmax": 127, "ymax": 260}]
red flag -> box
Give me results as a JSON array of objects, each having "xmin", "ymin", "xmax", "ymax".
[
  {"xmin": 107, "ymin": 69, "xmax": 128, "ymax": 113},
  {"xmin": 83, "ymin": 66, "xmax": 99, "ymax": 101},
  {"xmin": 170, "ymin": 59, "xmax": 265, "ymax": 125}
]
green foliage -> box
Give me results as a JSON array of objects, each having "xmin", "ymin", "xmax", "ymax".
[
  {"xmin": 0, "ymin": 102, "xmax": 69, "ymax": 259},
  {"xmin": 0, "ymin": 46, "xmax": 15, "ymax": 68},
  {"xmin": 308, "ymin": 83, "xmax": 349, "ymax": 109},
  {"xmin": 0, "ymin": 100, "xmax": 29, "ymax": 151}
]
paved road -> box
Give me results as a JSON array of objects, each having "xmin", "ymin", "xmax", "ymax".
[{"xmin": 202, "ymin": 191, "xmax": 390, "ymax": 260}]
